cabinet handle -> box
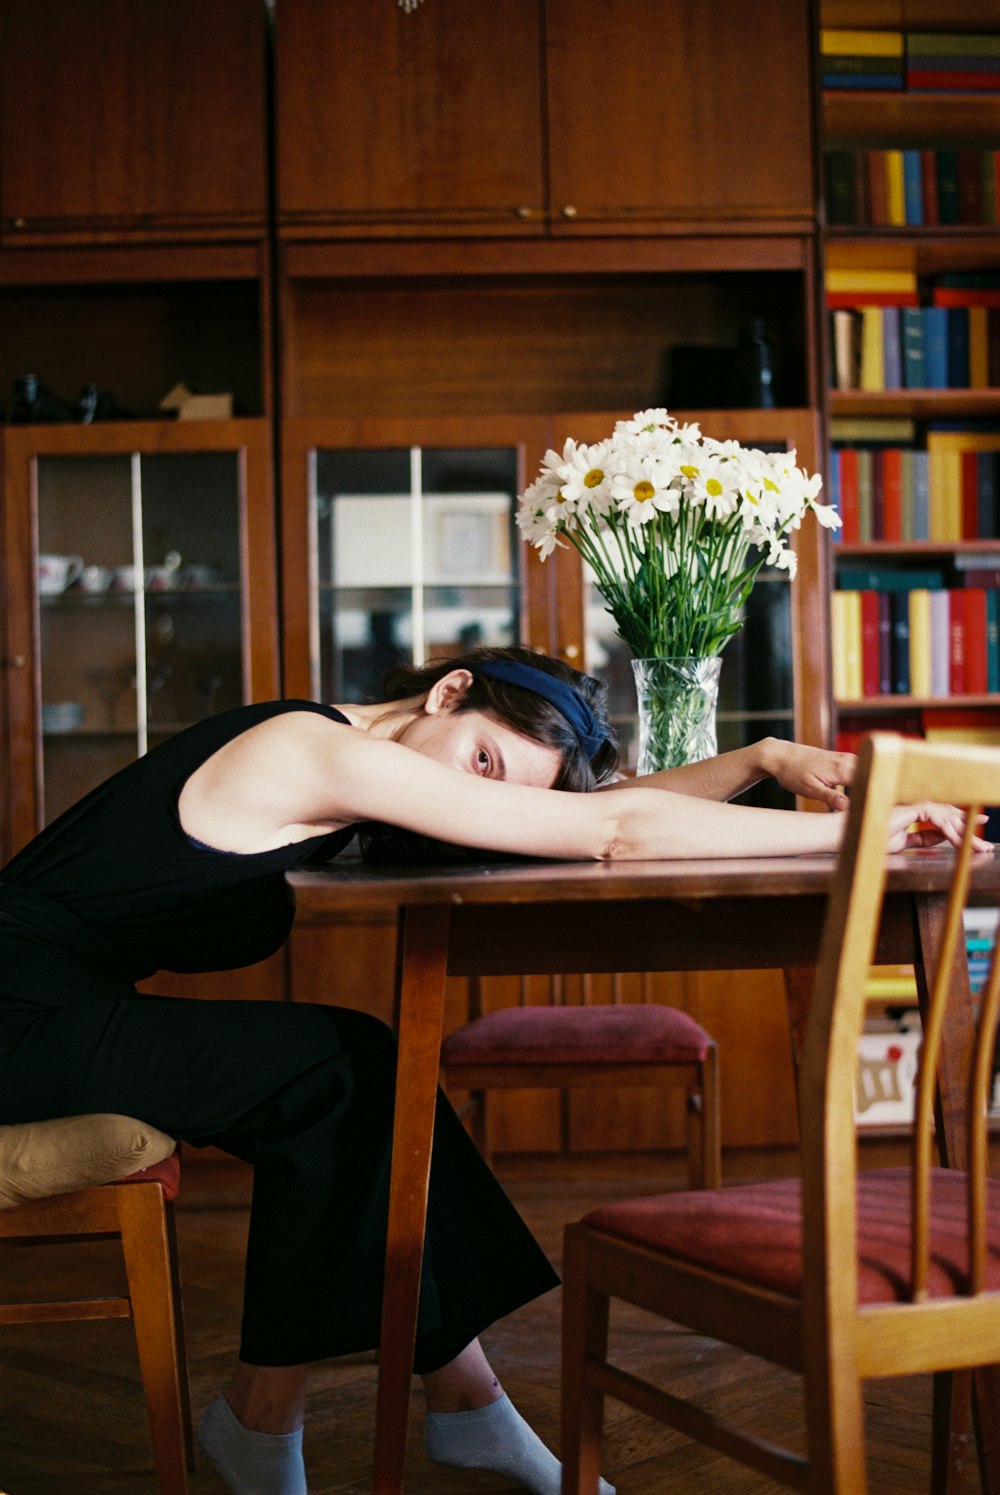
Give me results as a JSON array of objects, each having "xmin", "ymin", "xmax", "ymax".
[
  {"xmin": 561, "ymin": 205, "xmax": 578, "ymax": 218},
  {"xmin": 9, "ymin": 655, "xmax": 26, "ymax": 669},
  {"xmin": 564, "ymin": 643, "xmax": 581, "ymax": 661},
  {"xmin": 515, "ymin": 206, "xmax": 533, "ymax": 220},
  {"xmin": 11, "ymin": 217, "xmax": 26, "ymax": 230}
]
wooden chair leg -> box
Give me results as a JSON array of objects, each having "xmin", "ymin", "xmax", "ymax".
[
  {"xmin": 117, "ymin": 1184, "xmax": 192, "ymax": 1495},
  {"xmin": 686, "ymin": 1047, "xmax": 721, "ymax": 1190},
  {"xmin": 561, "ymin": 1224, "xmax": 610, "ymax": 1495}
]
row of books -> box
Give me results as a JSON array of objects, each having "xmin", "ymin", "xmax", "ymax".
[
  {"xmin": 821, "ymin": 29, "xmax": 1000, "ymax": 92},
  {"xmin": 824, "ymin": 148, "xmax": 1000, "ymax": 227},
  {"xmin": 830, "ymin": 305, "xmax": 1000, "ymax": 392},
  {"xmin": 831, "ymin": 585, "xmax": 1000, "ymax": 700},
  {"xmin": 829, "ymin": 444, "xmax": 1000, "ymax": 543},
  {"xmin": 836, "ymin": 706, "xmax": 1000, "ymax": 754}
]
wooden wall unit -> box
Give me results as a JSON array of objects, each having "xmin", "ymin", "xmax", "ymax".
[
  {"xmin": 0, "ymin": 0, "xmax": 268, "ymax": 245},
  {"xmin": 275, "ymin": 0, "xmax": 815, "ymax": 240},
  {"xmin": 0, "ymin": 0, "xmax": 827, "ymax": 1153}
]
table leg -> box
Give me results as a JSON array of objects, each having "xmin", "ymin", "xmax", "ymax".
[
  {"xmin": 372, "ymin": 903, "xmax": 451, "ymax": 1495},
  {"xmin": 913, "ymin": 894, "xmax": 1000, "ymax": 1495}
]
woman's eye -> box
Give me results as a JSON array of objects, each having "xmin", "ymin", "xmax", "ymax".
[{"xmin": 476, "ymin": 748, "xmax": 491, "ymax": 775}]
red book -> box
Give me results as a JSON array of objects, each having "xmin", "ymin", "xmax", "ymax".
[
  {"xmin": 838, "ymin": 448, "xmax": 860, "ymax": 544},
  {"xmin": 962, "ymin": 450, "xmax": 981, "ymax": 539},
  {"xmin": 908, "ymin": 70, "xmax": 1000, "ymax": 92},
  {"xmin": 882, "ymin": 447, "xmax": 904, "ymax": 541},
  {"xmin": 964, "ymin": 587, "xmax": 989, "ymax": 695},
  {"xmin": 949, "ymin": 589, "xmax": 967, "ymax": 695},
  {"xmin": 989, "ymin": 309, "xmax": 1000, "ymax": 384},
  {"xmin": 921, "ymin": 149, "xmax": 939, "ymax": 224},
  {"xmin": 860, "ymin": 590, "xmax": 881, "ymax": 698},
  {"xmin": 957, "ymin": 149, "xmax": 984, "ymax": 224},
  {"xmin": 931, "ymin": 288, "xmax": 1000, "ymax": 308},
  {"xmin": 825, "ymin": 292, "xmax": 921, "ymax": 308},
  {"xmin": 866, "ymin": 149, "xmax": 889, "ymax": 226}
]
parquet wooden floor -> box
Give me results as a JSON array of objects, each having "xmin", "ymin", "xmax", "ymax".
[{"xmin": 0, "ymin": 1151, "xmax": 978, "ymax": 1494}]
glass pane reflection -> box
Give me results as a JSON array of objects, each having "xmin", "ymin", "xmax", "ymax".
[{"xmin": 315, "ymin": 446, "xmax": 521, "ymax": 702}]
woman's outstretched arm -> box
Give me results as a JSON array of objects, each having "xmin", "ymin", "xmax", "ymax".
[{"xmin": 600, "ymin": 738, "xmax": 858, "ymax": 811}]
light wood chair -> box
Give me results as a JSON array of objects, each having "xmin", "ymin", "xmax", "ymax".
[
  {"xmin": 561, "ymin": 734, "xmax": 1000, "ymax": 1494},
  {"xmin": 0, "ymin": 1114, "xmax": 194, "ymax": 1494},
  {"xmin": 441, "ymin": 973, "xmax": 721, "ymax": 1189}
]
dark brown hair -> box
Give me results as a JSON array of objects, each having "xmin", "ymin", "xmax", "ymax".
[{"xmin": 380, "ymin": 644, "xmax": 619, "ymax": 791}]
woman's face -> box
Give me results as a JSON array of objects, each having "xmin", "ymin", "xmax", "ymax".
[{"xmin": 399, "ymin": 705, "xmax": 563, "ymax": 789}]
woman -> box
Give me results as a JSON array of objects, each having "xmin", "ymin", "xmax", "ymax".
[{"xmin": 0, "ymin": 645, "xmax": 982, "ymax": 1495}]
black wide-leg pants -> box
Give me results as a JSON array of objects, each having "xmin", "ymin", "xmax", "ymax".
[{"xmin": 0, "ymin": 891, "xmax": 558, "ymax": 1370}]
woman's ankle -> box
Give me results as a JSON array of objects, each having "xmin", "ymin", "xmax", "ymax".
[{"xmin": 420, "ymin": 1339, "xmax": 505, "ymax": 1412}]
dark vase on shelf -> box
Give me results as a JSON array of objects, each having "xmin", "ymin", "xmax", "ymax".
[{"xmin": 740, "ymin": 320, "xmax": 777, "ymax": 409}]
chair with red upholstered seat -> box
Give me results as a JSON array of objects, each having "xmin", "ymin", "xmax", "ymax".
[
  {"xmin": 441, "ymin": 973, "xmax": 720, "ymax": 1189},
  {"xmin": 0, "ymin": 1114, "xmax": 194, "ymax": 1494},
  {"xmin": 560, "ymin": 734, "xmax": 1000, "ymax": 1494}
]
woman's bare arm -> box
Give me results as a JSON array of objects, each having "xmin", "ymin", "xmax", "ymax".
[{"xmin": 600, "ymin": 738, "xmax": 858, "ymax": 811}]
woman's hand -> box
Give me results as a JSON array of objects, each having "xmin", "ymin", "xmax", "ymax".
[
  {"xmin": 887, "ymin": 802, "xmax": 994, "ymax": 854},
  {"xmin": 762, "ymin": 740, "xmax": 857, "ymax": 811}
]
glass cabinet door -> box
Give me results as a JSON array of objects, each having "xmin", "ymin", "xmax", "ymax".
[
  {"xmin": 3, "ymin": 421, "xmax": 277, "ymax": 851},
  {"xmin": 282, "ymin": 419, "xmax": 551, "ymax": 705}
]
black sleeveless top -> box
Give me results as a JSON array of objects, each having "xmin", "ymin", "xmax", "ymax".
[{"xmin": 0, "ymin": 700, "xmax": 357, "ymax": 982}]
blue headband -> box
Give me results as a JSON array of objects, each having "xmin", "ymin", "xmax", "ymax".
[{"xmin": 473, "ymin": 659, "xmax": 607, "ymax": 761}]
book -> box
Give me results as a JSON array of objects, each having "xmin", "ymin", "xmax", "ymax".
[
  {"xmin": 886, "ymin": 150, "xmax": 906, "ymax": 226},
  {"xmin": 857, "ymin": 448, "xmax": 874, "ymax": 541},
  {"xmin": 912, "ymin": 450, "xmax": 930, "ymax": 542},
  {"xmin": 969, "ymin": 306, "xmax": 991, "ymax": 387},
  {"xmin": 821, "ymin": 29, "xmax": 904, "ymax": 56},
  {"xmin": 825, "ymin": 267, "xmax": 918, "ymax": 295},
  {"xmin": 906, "ymin": 33, "xmax": 1000, "ymax": 58},
  {"xmin": 937, "ymin": 150, "xmax": 959, "ymax": 225},
  {"xmin": 929, "ymin": 590, "xmax": 951, "ymax": 696},
  {"xmin": 891, "ymin": 591, "xmax": 911, "ymax": 695},
  {"xmin": 861, "ymin": 589, "xmax": 881, "ymax": 697},
  {"xmin": 909, "ymin": 588, "xmax": 932, "ymax": 698},
  {"xmin": 882, "ymin": 447, "xmax": 904, "ymax": 541},
  {"xmin": 830, "ymin": 418, "xmax": 917, "ymax": 443},
  {"xmin": 837, "ymin": 446, "xmax": 859, "ymax": 543},
  {"xmin": 908, "ymin": 70, "xmax": 1000, "ymax": 91},
  {"xmin": 946, "ymin": 306, "xmax": 970, "ymax": 389},
  {"xmin": 924, "ymin": 305, "xmax": 949, "ymax": 389},
  {"xmin": 860, "ymin": 306, "xmax": 885, "ymax": 391},
  {"xmin": 949, "ymin": 589, "xmax": 967, "ymax": 695},
  {"xmin": 921, "ymin": 149, "xmax": 940, "ymax": 225},
  {"xmin": 988, "ymin": 591, "xmax": 1000, "ymax": 695},
  {"xmin": 832, "ymin": 308, "xmax": 862, "ymax": 389},
  {"xmin": 957, "ymin": 150, "xmax": 984, "ymax": 224},
  {"xmin": 878, "ymin": 592, "xmax": 893, "ymax": 694},
  {"xmin": 883, "ymin": 307, "xmax": 903, "ymax": 389},
  {"xmin": 902, "ymin": 307, "xmax": 926, "ymax": 388},
  {"xmin": 964, "ymin": 587, "xmax": 989, "ymax": 695},
  {"xmin": 903, "ymin": 149, "xmax": 923, "ymax": 225},
  {"xmin": 837, "ymin": 567, "xmax": 945, "ymax": 592},
  {"xmin": 825, "ymin": 150, "xmax": 860, "ymax": 225}
]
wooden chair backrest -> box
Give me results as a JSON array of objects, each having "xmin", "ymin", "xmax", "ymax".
[{"xmin": 800, "ymin": 733, "xmax": 1000, "ymax": 1321}]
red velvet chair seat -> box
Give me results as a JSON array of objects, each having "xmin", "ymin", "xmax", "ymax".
[
  {"xmin": 585, "ymin": 1168, "xmax": 1000, "ymax": 1304},
  {"xmin": 441, "ymin": 1003, "xmax": 713, "ymax": 1067},
  {"xmin": 115, "ymin": 1152, "xmax": 181, "ymax": 1201}
]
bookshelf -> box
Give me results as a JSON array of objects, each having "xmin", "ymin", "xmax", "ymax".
[{"xmin": 819, "ymin": 1, "xmax": 1000, "ymax": 743}]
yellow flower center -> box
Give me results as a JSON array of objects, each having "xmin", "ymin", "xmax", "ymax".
[
  {"xmin": 706, "ymin": 477, "xmax": 723, "ymax": 497},
  {"xmin": 584, "ymin": 468, "xmax": 605, "ymax": 488},
  {"xmin": 633, "ymin": 480, "xmax": 656, "ymax": 503},
  {"xmin": 556, "ymin": 488, "xmax": 568, "ymax": 504},
  {"xmin": 764, "ymin": 477, "xmax": 779, "ymax": 493},
  {"xmin": 680, "ymin": 464, "xmax": 700, "ymax": 480}
]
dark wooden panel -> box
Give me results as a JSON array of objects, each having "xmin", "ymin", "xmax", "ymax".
[
  {"xmin": 0, "ymin": 0, "xmax": 267, "ymax": 242},
  {"xmin": 545, "ymin": 0, "xmax": 816, "ymax": 230},
  {"xmin": 275, "ymin": 0, "xmax": 545, "ymax": 236}
]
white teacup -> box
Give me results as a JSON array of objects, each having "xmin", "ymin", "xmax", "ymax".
[
  {"xmin": 112, "ymin": 564, "xmax": 142, "ymax": 592},
  {"xmin": 78, "ymin": 564, "xmax": 114, "ymax": 594},
  {"xmin": 37, "ymin": 553, "xmax": 84, "ymax": 596}
]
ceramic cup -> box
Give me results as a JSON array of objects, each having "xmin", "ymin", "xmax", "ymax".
[
  {"xmin": 37, "ymin": 553, "xmax": 84, "ymax": 596},
  {"xmin": 41, "ymin": 701, "xmax": 85, "ymax": 733},
  {"xmin": 78, "ymin": 564, "xmax": 114, "ymax": 594},
  {"xmin": 112, "ymin": 564, "xmax": 142, "ymax": 591}
]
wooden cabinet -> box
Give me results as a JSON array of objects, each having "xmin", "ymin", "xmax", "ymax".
[
  {"xmin": 0, "ymin": 0, "xmax": 268, "ymax": 245},
  {"xmin": 275, "ymin": 0, "xmax": 815, "ymax": 239},
  {"xmin": 1, "ymin": 419, "xmax": 279, "ymax": 858}
]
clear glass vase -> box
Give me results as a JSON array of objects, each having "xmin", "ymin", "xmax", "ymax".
[{"xmin": 631, "ymin": 656, "xmax": 722, "ymax": 774}]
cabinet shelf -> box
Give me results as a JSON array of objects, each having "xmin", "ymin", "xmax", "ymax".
[
  {"xmin": 823, "ymin": 90, "xmax": 1000, "ymax": 147},
  {"xmin": 835, "ymin": 694, "xmax": 1000, "ymax": 710},
  {"xmin": 41, "ymin": 586, "xmax": 240, "ymax": 606},
  {"xmin": 835, "ymin": 541, "xmax": 1000, "ymax": 557},
  {"xmin": 830, "ymin": 389, "xmax": 1000, "ymax": 418}
]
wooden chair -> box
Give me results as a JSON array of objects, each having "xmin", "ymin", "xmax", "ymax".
[
  {"xmin": 441, "ymin": 973, "xmax": 721, "ymax": 1189},
  {"xmin": 0, "ymin": 1114, "xmax": 194, "ymax": 1494},
  {"xmin": 561, "ymin": 733, "xmax": 1000, "ymax": 1494}
]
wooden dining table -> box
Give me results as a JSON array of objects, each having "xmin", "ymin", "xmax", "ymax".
[{"xmin": 289, "ymin": 849, "xmax": 1000, "ymax": 1495}]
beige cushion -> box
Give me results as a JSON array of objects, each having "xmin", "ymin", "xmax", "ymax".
[{"xmin": 0, "ymin": 1114, "xmax": 177, "ymax": 1209}]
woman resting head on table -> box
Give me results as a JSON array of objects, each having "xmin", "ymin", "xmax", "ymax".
[{"xmin": 0, "ymin": 645, "xmax": 986, "ymax": 1495}]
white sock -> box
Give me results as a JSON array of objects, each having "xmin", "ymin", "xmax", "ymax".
[
  {"xmin": 424, "ymin": 1392, "xmax": 615, "ymax": 1495},
  {"xmin": 197, "ymin": 1394, "xmax": 308, "ymax": 1495}
]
